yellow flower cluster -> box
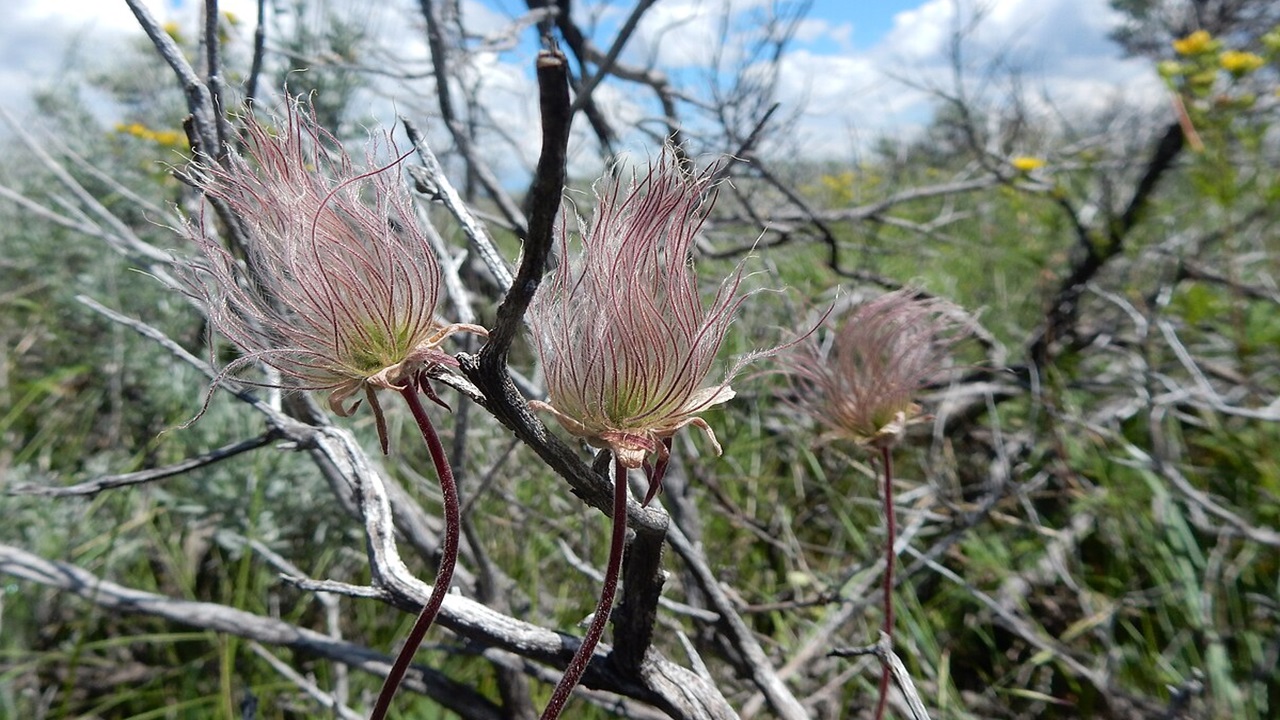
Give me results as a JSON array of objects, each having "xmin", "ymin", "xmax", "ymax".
[
  {"xmin": 115, "ymin": 122, "xmax": 186, "ymax": 149},
  {"xmin": 819, "ymin": 170, "xmax": 857, "ymax": 204},
  {"xmin": 1266, "ymin": 28, "xmax": 1280, "ymax": 54},
  {"xmin": 1220, "ymin": 50, "xmax": 1265, "ymax": 76},
  {"xmin": 1172, "ymin": 30, "xmax": 1215, "ymax": 56},
  {"xmin": 1162, "ymin": 29, "xmax": 1273, "ymax": 93},
  {"xmin": 1011, "ymin": 156, "xmax": 1046, "ymax": 172},
  {"xmin": 820, "ymin": 170, "xmax": 856, "ymax": 192}
]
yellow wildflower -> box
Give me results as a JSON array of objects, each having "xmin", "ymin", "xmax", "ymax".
[
  {"xmin": 115, "ymin": 122, "xmax": 186, "ymax": 149},
  {"xmin": 1011, "ymin": 156, "xmax": 1046, "ymax": 172},
  {"xmin": 1220, "ymin": 50, "xmax": 1265, "ymax": 76},
  {"xmin": 1172, "ymin": 30, "xmax": 1214, "ymax": 56},
  {"xmin": 818, "ymin": 170, "xmax": 857, "ymax": 204}
]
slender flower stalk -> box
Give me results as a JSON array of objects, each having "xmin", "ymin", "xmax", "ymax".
[
  {"xmin": 527, "ymin": 148, "xmax": 770, "ymax": 718},
  {"xmin": 538, "ymin": 454, "xmax": 629, "ymax": 720},
  {"xmin": 789, "ymin": 289, "xmax": 967, "ymax": 719},
  {"xmin": 179, "ymin": 101, "xmax": 483, "ymax": 720},
  {"xmin": 369, "ymin": 377, "xmax": 461, "ymax": 720},
  {"xmin": 874, "ymin": 443, "xmax": 896, "ymax": 720}
]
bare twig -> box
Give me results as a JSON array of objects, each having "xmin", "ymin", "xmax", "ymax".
[
  {"xmin": 0, "ymin": 544, "xmax": 504, "ymax": 720},
  {"xmin": 535, "ymin": 0, "xmax": 617, "ymax": 150},
  {"xmin": 244, "ymin": 0, "xmax": 268, "ymax": 108},
  {"xmin": 246, "ymin": 642, "xmax": 363, "ymax": 720},
  {"xmin": 477, "ymin": 48, "xmax": 571, "ymax": 362},
  {"xmin": 8, "ymin": 433, "xmax": 277, "ymax": 497},
  {"xmin": 569, "ymin": 0, "xmax": 658, "ymax": 116},
  {"xmin": 403, "ymin": 122, "xmax": 515, "ymax": 292},
  {"xmin": 830, "ymin": 633, "xmax": 933, "ymax": 720},
  {"xmin": 416, "ymin": 0, "xmax": 528, "ymax": 233},
  {"xmin": 125, "ymin": 0, "xmax": 221, "ymax": 154},
  {"xmin": 201, "ymin": 0, "xmax": 233, "ymax": 160},
  {"xmin": 665, "ymin": 521, "xmax": 808, "ymax": 720}
]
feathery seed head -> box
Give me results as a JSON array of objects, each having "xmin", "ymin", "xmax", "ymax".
[
  {"xmin": 182, "ymin": 101, "xmax": 483, "ymax": 445},
  {"xmin": 791, "ymin": 290, "xmax": 967, "ymax": 449},
  {"xmin": 527, "ymin": 148, "xmax": 755, "ymax": 469}
]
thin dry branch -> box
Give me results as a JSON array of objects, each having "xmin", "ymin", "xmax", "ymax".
[
  {"xmin": 124, "ymin": 0, "xmax": 221, "ymax": 155},
  {"xmin": 0, "ymin": 544, "xmax": 504, "ymax": 720},
  {"xmin": 8, "ymin": 433, "xmax": 278, "ymax": 497},
  {"xmin": 247, "ymin": 641, "xmax": 363, "ymax": 720},
  {"xmin": 416, "ymin": 0, "xmax": 528, "ymax": 233},
  {"xmin": 665, "ymin": 521, "xmax": 808, "ymax": 720},
  {"xmin": 533, "ymin": 0, "xmax": 618, "ymax": 151},
  {"xmin": 403, "ymin": 121, "xmax": 515, "ymax": 292},
  {"xmin": 569, "ymin": 0, "xmax": 658, "ymax": 116},
  {"xmin": 830, "ymin": 633, "xmax": 932, "ymax": 720}
]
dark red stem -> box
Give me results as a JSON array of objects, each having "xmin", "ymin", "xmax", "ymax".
[
  {"xmin": 368, "ymin": 385, "xmax": 461, "ymax": 720},
  {"xmin": 873, "ymin": 444, "xmax": 895, "ymax": 720},
  {"xmin": 540, "ymin": 459, "xmax": 629, "ymax": 719}
]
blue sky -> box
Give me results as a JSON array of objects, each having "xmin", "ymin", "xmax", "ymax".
[{"xmin": 807, "ymin": 0, "xmax": 926, "ymax": 51}]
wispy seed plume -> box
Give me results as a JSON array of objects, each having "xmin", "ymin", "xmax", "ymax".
[
  {"xmin": 181, "ymin": 101, "xmax": 483, "ymax": 447},
  {"xmin": 527, "ymin": 147, "xmax": 764, "ymax": 471},
  {"xmin": 791, "ymin": 289, "xmax": 968, "ymax": 448}
]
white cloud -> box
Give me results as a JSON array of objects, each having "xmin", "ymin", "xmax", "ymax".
[
  {"xmin": 792, "ymin": 17, "xmax": 854, "ymax": 51},
  {"xmin": 770, "ymin": 0, "xmax": 1165, "ymax": 158},
  {"xmin": 0, "ymin": 0, "xmax": 259, "ymax": 124},
  {"xmin": 1, "ymin": 0, "xmax": 135, "ymax": 120},
  {"xmin": 0, "ymin": 0, "xmax": 1165, "ymax": 166},
  {"xmin": 629, "ymin": 0, "xmax": 786, "ymax": 69},
  {"xmin": 880, "ymin": 0, "xmax": 956, "ymax": 63}
]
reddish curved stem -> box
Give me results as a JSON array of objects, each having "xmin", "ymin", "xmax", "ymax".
[
  {"xmin": 873, "ymin": 445, "xmax": 895, "ymax": 720},
  {"xmin": 368, "ymin": 385, "xmax": 461, "ymax": 720},
  {"xmin": 540, "ymin": 459, "xmax": 629, "ymax": 719}
]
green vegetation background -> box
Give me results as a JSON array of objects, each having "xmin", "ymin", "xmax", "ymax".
[{"xmin": 1, "ymin": 10, "xmax": 1278, "ymax": 720}]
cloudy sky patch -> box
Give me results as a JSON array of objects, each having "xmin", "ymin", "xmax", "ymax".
[{"xmin": 0, "ymin": 0, "xmax": 1166, "ymax": 164}]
